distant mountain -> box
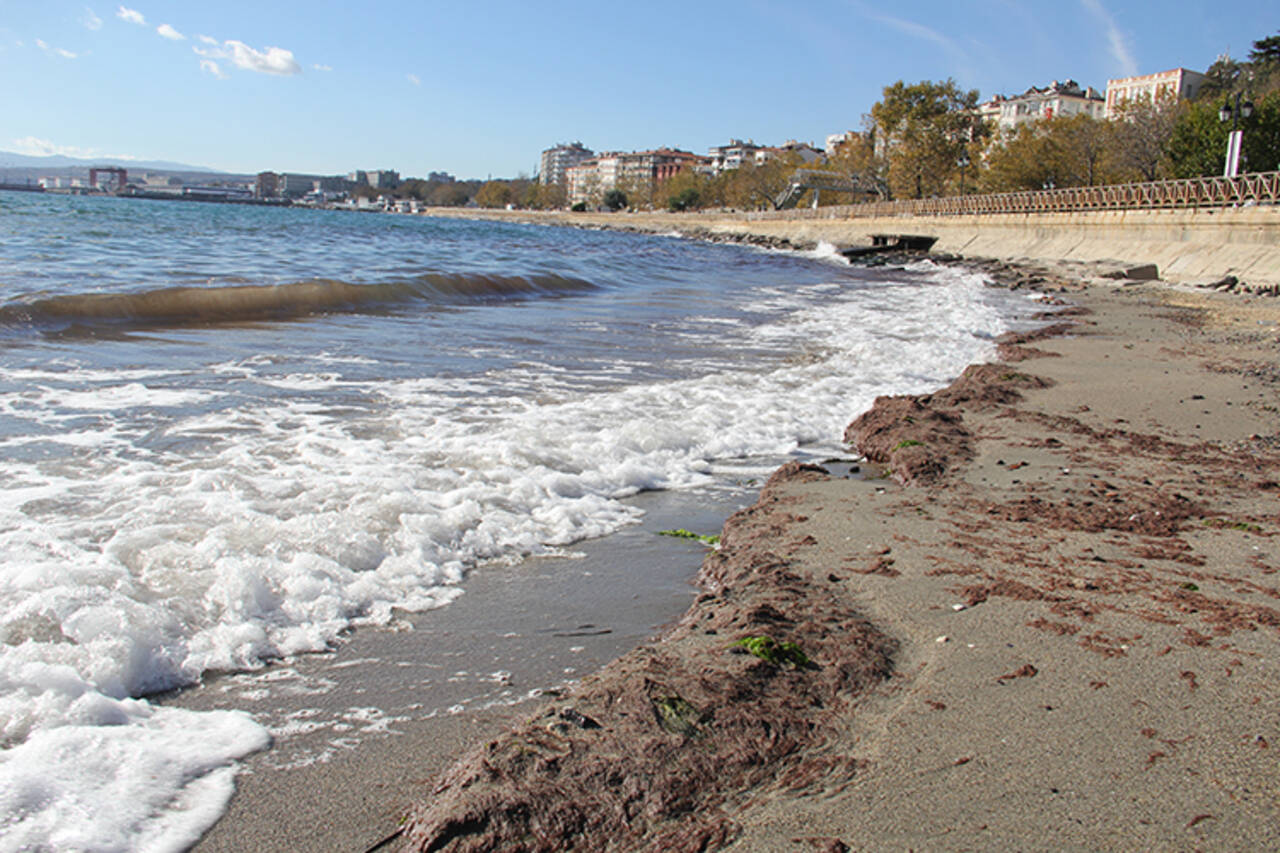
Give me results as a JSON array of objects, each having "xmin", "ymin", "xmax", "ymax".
[{"xmin": 0, "ymin": 150, "xmax": 226, "ymax": 174}]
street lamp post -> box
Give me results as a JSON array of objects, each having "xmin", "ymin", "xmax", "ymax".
[
  {"xmin": 957, "ymin": 152, "xmax": 971, "ymax": 195},
  {"xmin": 1219, "ymin": 92, "xmax": 1254, "ymax": 178}
]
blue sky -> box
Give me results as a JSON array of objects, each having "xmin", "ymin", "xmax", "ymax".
[{"xmin": 1, "ymin": 1, "xmax": 1274, "ymax": 179}]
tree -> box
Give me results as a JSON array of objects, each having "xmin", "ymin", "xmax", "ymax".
[
  {"xmin": 1250, "ymin": 32, "xmax": 1280, "ymax": 65},
  {"xmin": 720, "ymin": 153, "xmax": 802, "ymax": 210},
  {"xmin": 657, "ymin": 167, "xmax": 709, "ymax": 211},
  {"xmin": 474, "ymin": 180, "xmax": 514, "ymax": 208},
  {"xmin": 822, "ymin": 130, "xmax": 889, "ymax": 201},
  {"xmin": 870, "ymin": 79, "xmax": 987, "ymax": 198},
  {"xmin": 602, "ymin": 188, "xmax": 628, "ymax": 211},
  {"xmin": 1109, "ymin": 93, "xmax": 1180, "ymax": 181}
]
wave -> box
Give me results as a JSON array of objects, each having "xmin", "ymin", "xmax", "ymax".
[{"xmin": 0, "ymin": 273, "xmax": 599, "ymax": 332}]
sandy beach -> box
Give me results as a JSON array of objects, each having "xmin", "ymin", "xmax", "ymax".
[
  {"xmin": 171, "ymin": 217, "xmax": 1280, "ymax": 850},
  {"xmin": 392, "ymin": 268, "xmax": 1280, "ymax": 850}
]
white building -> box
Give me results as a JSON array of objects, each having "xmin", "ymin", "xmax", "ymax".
[
  {"xmin": 755, "ymin": 140, "xmax": 824, "ymax": 166},
  {"xmin": 540, "ymin": 142, "xmax": 594, "ymax": 186},
  {"xmin": 1105, "ymin": 68, "xmax": 1206, "ymax": 118},
  {"xmin": 707, "ymin": 139, "xmax": 764, "ymax": 174},
  {"xmin": 979, "ymin": 80, "xmax": 1106, "ymax": 132}
]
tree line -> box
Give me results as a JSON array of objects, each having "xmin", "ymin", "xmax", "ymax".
[{"xmin": 370, "ymin": 30, "xmax": 1280, "ymax": 212}]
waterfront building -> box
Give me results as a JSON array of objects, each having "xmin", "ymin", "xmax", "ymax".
[
  {"xmin": 539, "ymin": 142, "xmax": 594, "ymax": 186},
  {"xmin": 367, "ymin": 169, "xmax": 400, "ymax": 190},
  {"xmin": 707, "ymin": 139, "xmax": 764, "ymax": 174},
  {"xmin": 825, "ymin": 131, "xmax": 861, "ymax": 155},
  {"xmin": 979, "ymin": 80, "xmax": 1106, "ymax": 132},
  {"xmin": 565, "ymin": 148, "xmax": 705, "ymax": 207},
  {"xmin": 278, "ymin": 173, "xmax": 316, "ymax": 199},
  {"xmin": 255, "ymin": 171, "xmax": 280, "ymax": 199},
  {"xmin": 755, "ymin": 140, "xmax": 825, "ymax": 166},
  {"xmin": 1105, "ymin": 68, "xmax": 1206, "ymax": 117}
]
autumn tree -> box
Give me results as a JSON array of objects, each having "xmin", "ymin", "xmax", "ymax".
[
  {"xmin": 870, "ymin": 79, "xmax": 986, "ymax": 198},
  {"xmin": 822, "ymin": 130, "xmax": 888, "ymax": 201},
  {"xmin": 721, "ymin": 152, "xmax": 802, "ymax": 210},
  {"xmin": 1109, "ymin": 93, "xmax": 1181, "ymax": 181},
  {"xmin": 474, "ymin": 180, "xmax": 514, "ymax": 208}
]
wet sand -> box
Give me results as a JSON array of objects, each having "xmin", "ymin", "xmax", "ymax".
[
  {"xmin": 395, "ymin": 275, "xmax": 1280, "ymax": 850},
  {"xmin": 181, "ymin": 488, "xmax": 748, "ymax": 851}
]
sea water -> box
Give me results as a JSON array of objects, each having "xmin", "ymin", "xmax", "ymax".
[{"xmin": 0, "ymin": 191, "xmax": 1036, "ymax": 850}]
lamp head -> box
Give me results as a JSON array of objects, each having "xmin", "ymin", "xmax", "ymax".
[
  {"xmin": 1241, "ymin": 100, "xmax": 1254, "ymax": 119},
  {"xmin": 1219, "ymin": 103, "xmax": 1232, "ymax": 122}
]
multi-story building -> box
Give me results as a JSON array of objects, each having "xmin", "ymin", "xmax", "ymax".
[
  {"xmin": 979, "ymin": 79, "xmax": 1106, "ymax": 132},
  {"xmin": 255, "ymin": 171, "xmax": 280, "ymax": 199},
  {"xmin": 540, "ymin": 142, "xmax": 595, "ymax": 186},
  {"xmin": 755, "ymin": 140, "xmax": 825, "ymax": 166},
  {"xmin": 707, "ymin": 139, "xmax": 765, "ymax": 174},
  {"xmin": 1105, "ymin": 68, "xmax": 1206, "ymax": 117},
  {"xmin": 367, "ymin": 169, "xmax": 400, "ymax": 190},
  {"xmin": 825, "ymin": 131, "xmax": 862, "ymax": 155},
  {"xmin": 278, "ymin": 173, "xmax": 316, "ymax": 199},
  {"xmin": 566, "ymin": 148, "xmax": 705, "ymax": 207}
]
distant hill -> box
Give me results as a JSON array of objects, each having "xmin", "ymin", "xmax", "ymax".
[{"xmin": 0, "ymin": 150, "xmax": 226, "ymax": 173}]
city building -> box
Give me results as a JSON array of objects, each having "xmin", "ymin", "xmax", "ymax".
[
  {"xmin": 255, "ymin": 171, "xmax": 280, "ymax": 199},
  {"xmin": 707, "ymin": 139, "xmax": 764, "ymax": 174},
  {"xmin": 825, "ymin": 131, "xmax": 862, "ymax": 155},
  {"xmin": 566, "ymin": 148, "xmax": 705, "ymax": 207},
  {"xmin": 979, "ymin": 80, "xmax": 1106, "ymax": 132},
  {"xmin": 539, "ymin": 142, "xmax": 594, "ymax": 186},
  {"xmin": 1105, "ymin": 68, "xmax": 1206, "ymax": 117},
  {"xmin": 755, "ymin": 140, "xmax": 825, "ymax": 166}
]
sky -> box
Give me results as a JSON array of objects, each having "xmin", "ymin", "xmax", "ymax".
[{"xmin": 1, "ymin": 1, "xmax": 1274, "ymax": 179}]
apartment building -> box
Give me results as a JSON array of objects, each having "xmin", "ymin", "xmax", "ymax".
[
  {"xmin": 979, "ymin": 79, "xmax": 1106, "ymax": 132},
  {"xmin": 540, "ymin": 142, "xmax": 595, "ymax": 186},
  {"xmin": 1105, "ymin": 68, "xmax": 1206, "ymax": 117}
]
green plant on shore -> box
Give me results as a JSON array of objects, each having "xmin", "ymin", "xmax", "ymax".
[
  {"xmin": 657, "ymin": 528, "xmax": 720, "ymax": 545},
  {"xmin": 999, "ymin": 372, "xmax": 1032, "ymax": 382},
  {"xmin": 894, "ymin": 439, "xmax": 924, "ymax": 450},
  {"xmin": 1202, "ymin": 517, "xmax": 1262, "ymax": 532},
  {"xmin": 731, "ymin": 635, "xmax": 814, "ymax": 669}
]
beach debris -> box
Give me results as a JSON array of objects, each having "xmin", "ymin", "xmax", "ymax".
[
  {"xmin": 1102, "ymin": 263, "xmax": 1159, "ymax": 281},
  {"xmin": 996, "ymin": 663, "xmax": 1039, "ymax": 683},
  {"xmin": 657, "ymin": 528, "xmax": 721, "ymax": 545},
  {"xmin": 559, "ymin": 707, "xmax": 601, "ymax": 730},
  {"xmin": 731, "ymin": 635, "xmax": 814, "ymax": 669},
  {"xmin": 951, "ymin": 603, "xmax": 967, "ymax": 611},
  {"xmin": 652, "ymin": 694, "xmax": 705, "ymax": 737},
  {"xmin": 935, "ymin": 635, "xmax": 949, "ymax": 643}
]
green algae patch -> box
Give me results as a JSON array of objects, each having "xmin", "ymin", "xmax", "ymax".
[
  {"xmin": 653, "ymin": 695, "xmax": 706, "ymax": 737},
  {"xmin": 893, "ymin": 439, "xmax": 923, "ymax": 450},
  {"xmin": 657, "ymin": 528, "xmax": 720, "ymax": 546},
  {"xmin": 1202, "ymin": 518, "xmax": 1263, "ymax": 533},
  {"xmin": 731, "ymin": 635, "xmax": 814, "ymax": 669}
]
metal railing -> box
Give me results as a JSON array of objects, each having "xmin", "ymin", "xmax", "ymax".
[{"xmin": 745, "ymin": 171, "xmax": 1280, "ymax": 221}]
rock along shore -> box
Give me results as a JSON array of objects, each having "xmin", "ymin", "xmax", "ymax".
[{"xmin": 390, "ymin": 225, "xmax": 1280, "ymax": 851}]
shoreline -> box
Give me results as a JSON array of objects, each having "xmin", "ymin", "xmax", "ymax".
[{"xmin": 393, "ymin": 262, "xmax": 1280, "ymax": 849}]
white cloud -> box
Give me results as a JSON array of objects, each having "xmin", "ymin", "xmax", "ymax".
[
  {"xmin": 199, "ymin": 59, "xmax": 227, "ymax": 79},
  {"xmin": 82, "ymin": 8, "xmax": 104, "ymax": 30},
  {"xmin": 156, "ymin": 23, "xmax": 184, "ymax": 41},
  {"xmin": 1080, "ymin": 0, "xmax": 1137, "ymax": 77},
  {"xmin": 195, "ymin": 39, "xmax": 301, "ymax": 76},
  {"xmin": 35, "ymin": 38, "xmax": 78, "ymax": 59},
  {"xmin": 407, "ymin": 73, "xmax": 421, "ymax": 86},
  {"xmin": 197, "ymin": 34, "xmax": 218, "ymax": 45},
  {"xmin": 849, "ymin": 2, "xmax": 976, "ymax": 82},
  {"xmin": 116, "ymin": 5, "xmax": 145, "ymax": 25},
  {"xmin": 312, "ymin": 63, "xmax": 332, "ymax": 72}
]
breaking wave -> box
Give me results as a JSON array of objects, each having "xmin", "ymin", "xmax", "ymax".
[{"xmin": 0, "ymin": 272, "xmax": 600, "ymax": 332}]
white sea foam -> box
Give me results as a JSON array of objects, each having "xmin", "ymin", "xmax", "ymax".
[{"xmin": 0, "ymin": 260, "xmax": 1013, "ymax": 848}]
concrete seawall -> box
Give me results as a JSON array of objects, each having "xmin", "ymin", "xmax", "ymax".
[{"xmin": 428, "ymin": 206, "xmax": 1280, "ymax": 286}]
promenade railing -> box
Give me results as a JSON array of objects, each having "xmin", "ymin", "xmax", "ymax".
[{"xmin": 744, "ymin": 170, "xmax": 1280, "ymax": 221}]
